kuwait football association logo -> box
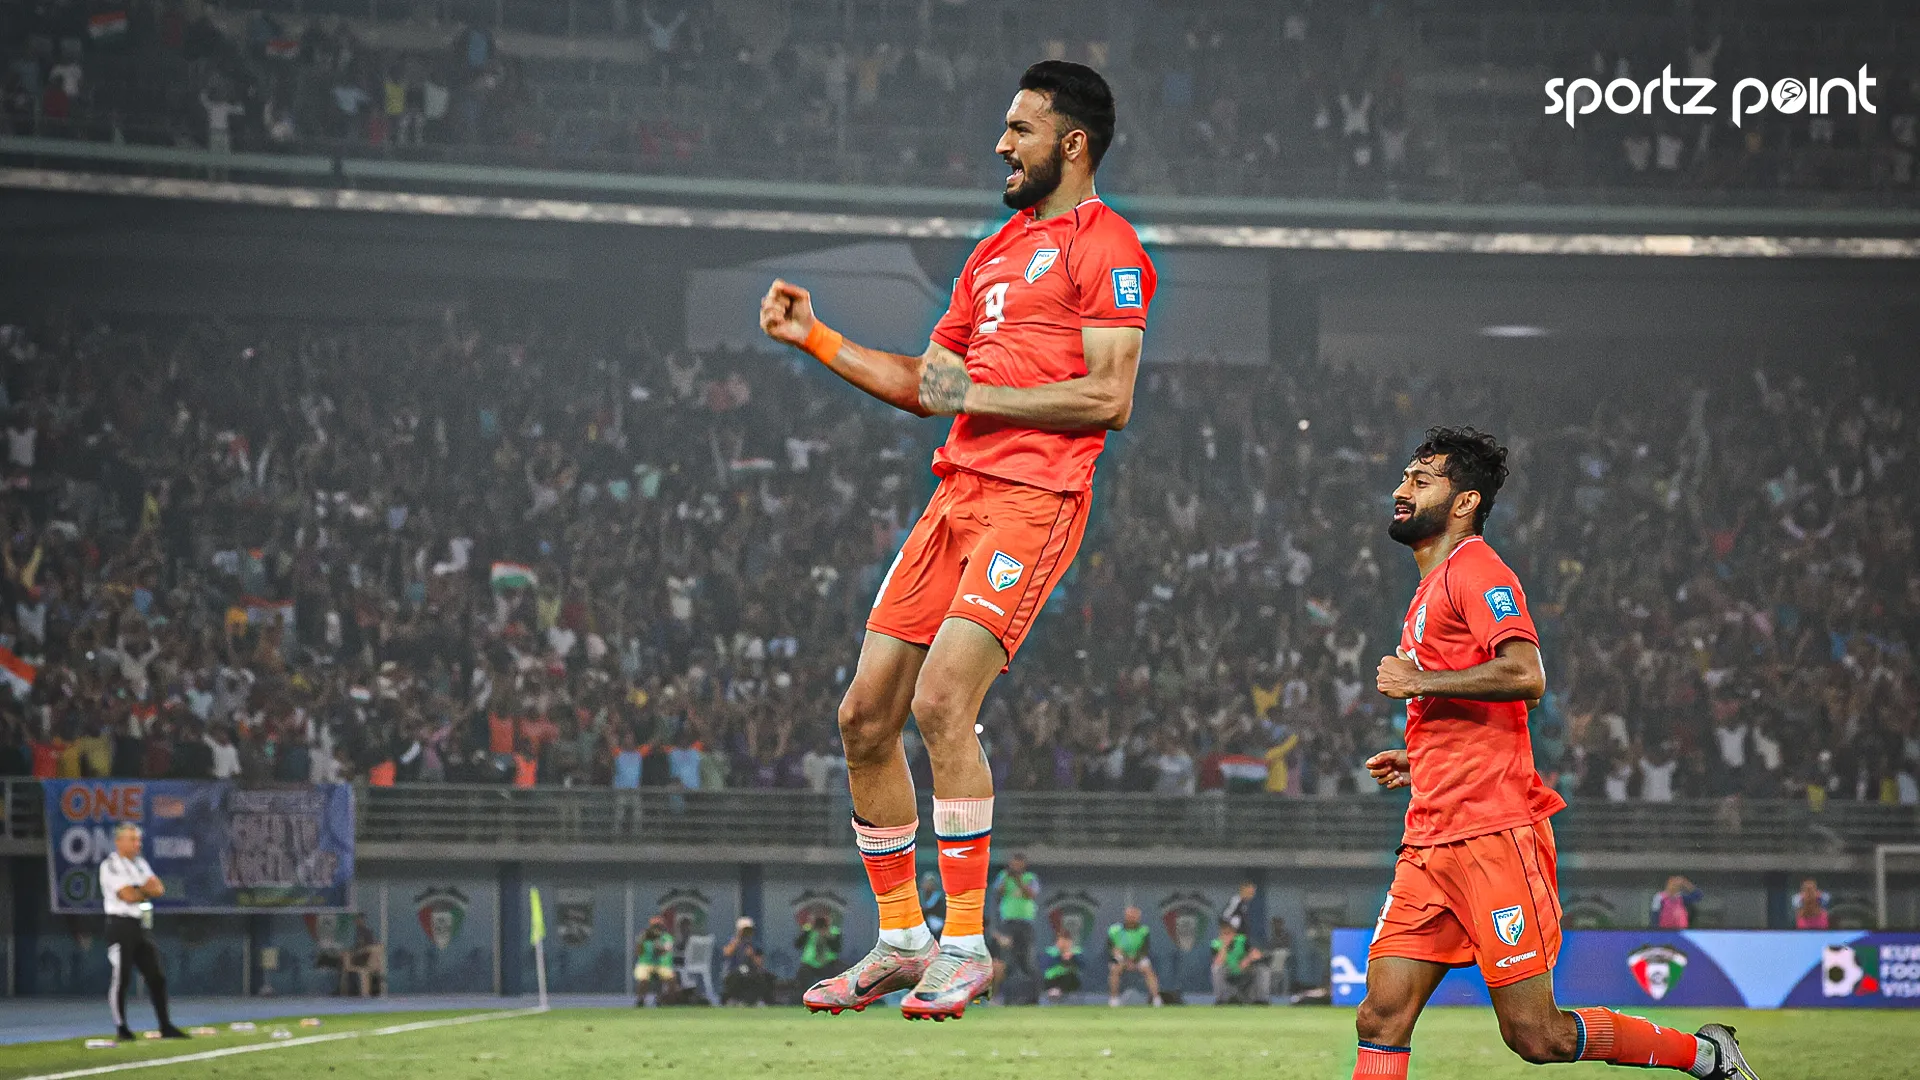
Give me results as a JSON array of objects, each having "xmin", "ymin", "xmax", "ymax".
[
  {"xmin": 791, "ymin": 889, "xmax": 847, "ymax": 929},
  {"xmin": 1045, "ymin": 891, "xmax": 1099, "ymax": 951},
  {"xmin": 1627, "ymin": 944, "xmax": 1689, "ymax": 1001},
  {"xmin": 414, "ymin": 886, "xmax": 469, "ymax": 950},
  {"xmin": 1159, "ymin": 892, "xmax": 1213, "ymax": 953},
  {"xmin": 1823, "ymin": 944, "xmax": 1880, "ymax": 997},
  {"xmin": 658, "ymin": 888, "xmax": 711, "ymax": 937}
]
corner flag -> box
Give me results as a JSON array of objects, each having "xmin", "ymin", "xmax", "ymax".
[{"xmin": 530, "ymin": 887, "xmax": 547, "ymax": 945}]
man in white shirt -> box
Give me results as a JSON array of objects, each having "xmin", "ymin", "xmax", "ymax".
[{"xmin": 99, "ymin": 824, "xmax": 188, "ymax": 1041}]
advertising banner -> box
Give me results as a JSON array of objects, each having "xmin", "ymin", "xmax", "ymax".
[
  {"xmin": 44, "ymin": 780, "xmax": 355, "ymax": 914},
  {"xmin": 1331, "ymin": 928, "xmax": 1920, "ymax": 1009}
]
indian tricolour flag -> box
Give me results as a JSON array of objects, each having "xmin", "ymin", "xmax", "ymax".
[
  {"xmin": 490, "ymin": 562, "xmax": 537, "ymax": 592},
  {"xmin": 88, "ymin": 11, "xmax": 129, "ymax": 39},
  {"xmin": 0, "ymin": 646, "xmax": 36, "ymax": 699}
]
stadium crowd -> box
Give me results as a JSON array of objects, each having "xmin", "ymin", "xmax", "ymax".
[
  {"xmin": 2, "ymin": 0, "xmax": 1917, "ymax": 198},
  {"xmin": 0, "ymin": 306, "xmax": 1915, "ymax": 808}
]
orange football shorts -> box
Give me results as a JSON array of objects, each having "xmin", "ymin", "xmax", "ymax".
[
  {"xmin": 867, "ymin": 468, "xmax": 1089, "ymax": 663},
  {"xmin": 1368, "ymin": 819, "xmax": 1562, "ymax": 988}
]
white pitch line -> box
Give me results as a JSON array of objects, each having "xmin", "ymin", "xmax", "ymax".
[{"xmin": 15, "ymin": 1007, "xmax": 549, "ymax": 1080}]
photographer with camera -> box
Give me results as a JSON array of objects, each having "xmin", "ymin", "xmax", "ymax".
[
  {"xmin": 633, "ymin": 915, "xmax": 676, "ymax": 1007},
  {"xmin": 794, "ymin": 914, "xmax": 843, "ymax": 990}
]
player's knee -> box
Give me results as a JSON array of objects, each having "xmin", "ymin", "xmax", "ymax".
[
  {"xmin": 1499, "ymin": 1017, "xmax": 1575, "ymax": 1064},
  {"xmin": 835, "ymin": 693, "xmax": 897, "ymax": 766},
  {"xmin": 908, "ymin": 686, "xmax": 975, "ymax": 755}
]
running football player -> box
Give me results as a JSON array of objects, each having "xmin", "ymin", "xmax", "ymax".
[
  {"xmin": 1354, "ymin": 427, "xmax": 1759, "ymax": 1078},
  {"xmin": 759, "ymin": 60, "xmax": 1153, "ymax": 1021}
]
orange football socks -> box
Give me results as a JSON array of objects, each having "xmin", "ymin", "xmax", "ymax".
[
  {"xmin": 1573, "ymin": 1008, "xmax": 1714, "ymax": 1074},
  {"xmin": 853, "ymin": 817, "xmax": 930, "ymax": 951},
  {"xmin": 932, "ymin": 796, "xmax": 993, "ymax": 955}
]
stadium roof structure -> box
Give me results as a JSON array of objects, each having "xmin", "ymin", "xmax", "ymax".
[{"xmin": 5, "ymin": 136, "xmax": 1920, "ymax": 260}]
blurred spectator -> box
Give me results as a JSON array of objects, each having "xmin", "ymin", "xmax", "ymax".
[
  {"xmin": 792, "ymin": 913, "xmax": 841, "ymax": 990},
  {"xmin": 989, "ymin": 853, "xmax": 1040, "ymax": 1002},
  {"xmin": 1209, "ymin": 920, "xmax": 1270, "ymax": 1004},
  {"xmin": 1042, "ymin": 928, "xmax": 1081, "ymax": 1003},
  {"xmin": 632, "ymin": 914, "xmax": 674, "ymax": 1007},
  {"xmin": 1794, "ymin": 879, "xmax": 1832, "ymax": 930},
  {"xmin": 1651, "ymin": 876, "xmax": 1702, "ymax": 929},
  {"xmin": 1106, "ymin": 906, "xmax": 1162, "ymax": 1007},
  {"xmin": 1221, "ymin": 879, "xmax": 1258, "ymax": 934},
  {"xmin": 720, "ymin": 916, "xmax": 773, "ymax": 1005}
]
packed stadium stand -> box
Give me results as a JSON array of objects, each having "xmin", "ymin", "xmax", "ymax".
[
  {"xmin": 1, "ymin": 306, "xmax": 1915, "ymax": 811},
  {"xmin": 3, "ymin": 0, "xmax": 1919, "ymax": 200}
]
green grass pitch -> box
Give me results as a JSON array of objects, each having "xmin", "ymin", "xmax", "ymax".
[{"xmin": 5, "ymin": 1005, "xmax": 1908, "ymax": 1079}]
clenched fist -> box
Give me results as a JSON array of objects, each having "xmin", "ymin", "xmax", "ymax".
[{"xmin": 760, "ymin": 279, "xmax": 815, "ymax": 348}]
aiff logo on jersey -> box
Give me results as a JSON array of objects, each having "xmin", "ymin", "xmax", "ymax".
[
  {"xmin": 1484, "ymin": 586, "xmax": 1520, "ymax": 622},
  {"xmin": 1491, "ymin": 905, "xmax": 1526, "ymax": 948},
  {"xmin": 1024, "ymin": 249, "xmax": 1059, "ymax": 282},
  {"xmin": 1111, "ymin": 268, "xmax": 1143, "ymax": 309}
]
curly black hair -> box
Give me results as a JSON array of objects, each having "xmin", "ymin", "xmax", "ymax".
[{"xmin": 1410, "ymin": 426, "xmax": 1509, "ymax": 535}]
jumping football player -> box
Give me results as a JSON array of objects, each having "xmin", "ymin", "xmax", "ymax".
[
  {"xmin": 759, "ymin": 60, "xmax": 1153, "ymax": 1020},
  {"xmin": 1354, "ymin": 427, "xmax": 1758, "ymax": 1078}
]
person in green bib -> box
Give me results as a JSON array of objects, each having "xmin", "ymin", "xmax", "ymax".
[
  {"xmin": 794, "ymin": 913, "xmax": 844, "ymax": 991},
  {"xmin": 1042, "ymin": 928, "xmax": 1082, "ymax": 1003},
  {"xmin": 633, "ymin": 915, "xmax": 676, "ymax": 1007},
  {"xmin": 1106, "ymin": 906, "xmax": 1162, "ymax": 1007},
  {"xmin": 1209, "ymin": 919, "xmax": 1272, "ymax": 1004},
  {"xmin": 988, "ymin": 853, "xmax": 1041, "ymax": 1002}
]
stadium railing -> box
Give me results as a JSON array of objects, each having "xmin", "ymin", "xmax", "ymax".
[{"xmin": 5, "ymin": 778, "xmax": 1915, "ymax": 868}]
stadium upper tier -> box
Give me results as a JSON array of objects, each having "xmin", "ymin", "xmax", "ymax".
[
  {"xmin": 3, "ymin": 780, "xmax": 1915, "ymax": 871},
  {"xmin": 2, "ymin": 0, "xmax": 1917, "ymax": 208}
]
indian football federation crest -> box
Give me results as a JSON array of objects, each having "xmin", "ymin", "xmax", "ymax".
[
  {"xmin": 657, "ymin": 888, "xmax": 711, "ymax": 938},
  {"xmin": 1627, "ymin": 944, "xmax": 1689, "ymax": 1001},
  {"xmin": 1024, "ymin": 248, "xmax": 1060, "ymax": 283},
  {"xmin": 987, "ymin": 551, "xmax": 1024, "ymax": 592},
  {"xmin": 1413, "ymin": 603, "xmax": 1428, "ymax": 643},
  {"xmin": 414, "ymin": 886, "xmax": 469, "ymax": 950},
  {"xmin": 555, "ymin": 889, "xmax": 594, "ymax": 947},
  {"xmin": 792, "ymin": 889, "xmax": 847, "ymax": 930},
  {"xmin": 1491, "ymin": 905, "xmax": 1526, "ymax": 948},
  {"xmin": 1158, "ymin": 892, "xmax": 1213, "ymax": 953},
  {"xmin": 1045, "ymin": 890, "xmax": 1099, "ymax": 952}
]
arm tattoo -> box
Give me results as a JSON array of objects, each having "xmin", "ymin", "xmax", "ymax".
[{"xmin": 918, "ymin": 358, "xmax": 972, "ymax": 415}]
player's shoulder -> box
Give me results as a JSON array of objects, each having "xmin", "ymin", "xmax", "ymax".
[
  {"xmin": 1075, "ymin": 199, "xmax": 1147, "ymax": 248},
  {"xmin": 1449, "ymin": 535, "xmax": 1519, "ymax": 580}
]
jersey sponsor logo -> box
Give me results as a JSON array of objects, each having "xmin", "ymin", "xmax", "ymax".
[
  {"xmin": 962, "ymin": 593, "xmax": 1007, "ymax": 617},
  {"xmin": 1628, "ymin": 944, "xmax": 1689, "ymax": 1000},
  {"xmin": 1413, "ymin": 603, "xmax": 1428, "ymax": 643},
  {"xmin": 1024, "ymin": 248, "xmax": 1060, "ymax": 282},
  {"xmin": 1495, "ymin": 950, "xmax": 1539, "ymax": 969},
  {"xmin": 987, "ymin": 551, "xmax": 1024, "ymax": 592},
  {"xmin": 1111, "ymin": 267, "xmax": 1144, "ymax": 309},
  {"xmin": 1491, "ymin": 905, "xmax": 1526, "ymax": 947},
  {"xmin": 1484, "ymin": 585, "xmax": 1520, "ymax": 622}
]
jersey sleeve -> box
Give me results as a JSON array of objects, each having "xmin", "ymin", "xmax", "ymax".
[
  {"xmin": 1448, "ymin": 548, "xmax": 1539, "ymax": 653},
  {"xmin": 929, "ymin": 247, "xmax": 979, "ymax": 356},
  {"xmin": 1070, "ymin": 219, "xmax": 1154, "ymax": 329}
]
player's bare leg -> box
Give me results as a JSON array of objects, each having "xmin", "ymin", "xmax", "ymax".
[
  {"xmin": 1491, "ymin": 973, "xmax": 1757, "ymax": 1078},
  {"xmin": 804, "ymin": 632, "xmax": 936, "ymax": 1014},
  {"xmin": 1352, "ymin": 956, "xmax": 1449, "ymax": 1075},
  {"xmin": 900, "ymin": 617, "xmax": 1003, "ymax": 1020},
  {"xmin": 1140, "ymin": 960, "xmax": 1163, "ymax": 1005}
]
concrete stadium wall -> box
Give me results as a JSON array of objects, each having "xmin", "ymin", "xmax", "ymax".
[{"xmin": 5, "ymin": 855, "xmax": 1911, "ymax": 998}]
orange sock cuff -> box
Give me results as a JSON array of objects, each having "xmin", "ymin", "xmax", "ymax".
[
  {"xmin": 802, "ymin": 321, "xmax": 844, "ymax": 364},
  {"xmin": 854, "ymin": 818, "xmax": 922, "ymax": 930},
  {"xmin": 1354, "ymin": 1044, "xmax": 1410, "ymax": 1077}
]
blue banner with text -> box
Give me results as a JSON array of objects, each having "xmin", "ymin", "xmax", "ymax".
[
  {"xmin": 44, "ymin": 780, "xmax": 355, "ymax": 914},
  {"xmin": 1332, "ymin": 928, "xmax": 1920, "ymax": 1009}
]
